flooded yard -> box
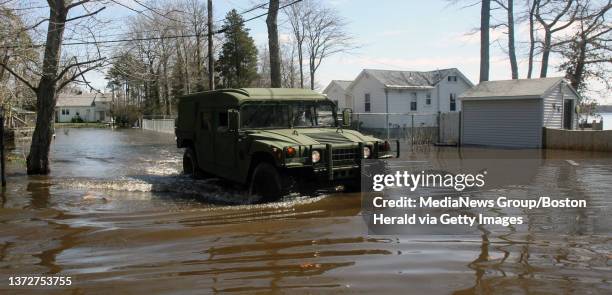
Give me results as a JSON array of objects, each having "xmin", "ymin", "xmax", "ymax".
[{"xmin": 1, "ymin": 128, "xmax": 611, "ymax": 294}]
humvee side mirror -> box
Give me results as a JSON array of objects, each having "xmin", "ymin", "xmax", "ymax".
[
  {"xmin": 228, "ymin": 109, "xmax": 240, "ymax": 132},
  {"xmin": 342, "ymin": 108, "xmax": 352, "ymax": 127}
]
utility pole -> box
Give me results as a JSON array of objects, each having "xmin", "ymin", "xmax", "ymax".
[
  {"xmin": 267, "ymin": 0, "xmax": 281, "ymax": 87},
  {"xmin": 207, "ymin": 0, "xmax": 215, "ymax": 90}
]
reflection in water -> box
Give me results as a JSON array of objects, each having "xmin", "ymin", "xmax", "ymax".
[{"xmin": 0, "ymin": 128, "xmax": 610, "ymax": 293}]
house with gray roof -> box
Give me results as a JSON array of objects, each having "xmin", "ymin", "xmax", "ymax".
[
  {"xmin": 336, "ymin": 68, "xmax": 472, "ymax": 128},
  {"xmin": 55, "ymin": 92, "xmax": 111, "ymax": 123},
  {"xmin": 459, "ymin": 77, "xmax": 580, "ymax": 148}
]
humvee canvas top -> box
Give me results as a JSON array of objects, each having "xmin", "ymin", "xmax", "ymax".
[{"xmin": 179, "ymin": 88, "xmax": 327, "ymax": 108}]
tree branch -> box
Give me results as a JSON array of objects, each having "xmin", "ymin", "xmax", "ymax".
[
  {"xmin": 0, "ymin": 61, "xmax": 37, "ymax": 92},
  {"xmin": 55, "ymin": 57, "xmax": 105, "ymax": 82},
  {"xmin": 66, "ymin": 6, "xmax": 106, "ymax": 22},
  {"xmin": 67, "ymin": 0, "xmax": 92, "ymax": 10}
]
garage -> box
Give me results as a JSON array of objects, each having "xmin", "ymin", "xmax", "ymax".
[
  {"xmin": 462, "ymin": 99, "xmax": 542, "ymax": 148},
  {"xmin": 459, "ymin": 77, "xmax": 580, "ymax": 148}
]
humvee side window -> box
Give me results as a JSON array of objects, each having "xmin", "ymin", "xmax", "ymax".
[
  {"xmin": 201, "ymin": 112, "xmax": 211, "ymax": 130},
  {"xmin": 218, "ymin": 112, "xmax": 228, "ymax": 131},
  {"xmin": 241, "ymin": 104, "xmax": 289, "ymax": 128}
]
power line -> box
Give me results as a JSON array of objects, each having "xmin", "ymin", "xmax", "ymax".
[{"xmin": 1, "ymin": 0, "xmax": 303, "ymax": 49}]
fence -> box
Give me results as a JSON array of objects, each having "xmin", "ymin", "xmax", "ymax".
[
  {"xmin": 351, "ymin": 112, "xmax": 460, "ymax": 145},
  {"xmin": 543, "ymin": 128, "xmax": 612, "ymax": 152},
  {"xmin": 142, "ymin": 118, "xmax": 175, "ymax": 134}
]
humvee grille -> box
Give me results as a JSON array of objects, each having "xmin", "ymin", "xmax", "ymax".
[{"xmin": 332, "ymin": 147, "xmax": 359, "ymax": 166}]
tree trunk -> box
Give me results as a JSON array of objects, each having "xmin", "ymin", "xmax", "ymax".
[
  {"xmin": 527, "ymin": 0, "xmax": 538, "ymax": 78},
  {"xmin": 309, "ymin": 58, "xmax": 315, "ymax": 90},
  {"xmin": 207, "ymin": 0, "xmax": 215, "ymax": 90},
  {"xmin": 297, "ymin": 41, "xmax": 304, "ymax": 88},
  {"xmin": 195, "ymin": 32, "xmax": 204, "ymax": 91},
  {"xmin": 507, "ymin": 0, "xmax": 518, "ymax": 79},
  {"xmin": 479, "ymin": 0, "xmax": 490, "ymax": 82},
  {"xmin": 162, "ymin": 57, "xmax": 170, "ymax": 115},
  {"xmin": 569, "ymin": 38, "xmax": 587, "ymax": 91},
  {"xmin": 540, "ymin": 31, "xmax": 551, "ymax": 77},
  {"xmin": 266, "ymin": 0, "xmax": 281, "ymax": 88},
  {"xmin": 27, "ymin": 3, "xmax": 67, "ymax": 175}
]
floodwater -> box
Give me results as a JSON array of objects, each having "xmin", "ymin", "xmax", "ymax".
[{"xmin": 0, "ymin": 128, "xmax": 611, "ymax": 294}]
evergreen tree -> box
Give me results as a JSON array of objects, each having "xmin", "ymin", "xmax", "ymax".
[{"xmin": 217, "ymin": 9, "xmax": 259, "ymax": 88}]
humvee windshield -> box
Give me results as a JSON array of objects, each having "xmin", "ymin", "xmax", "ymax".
[{"xmin": 241, "ymin": 101, "xmax": 337, "ymax": 129}]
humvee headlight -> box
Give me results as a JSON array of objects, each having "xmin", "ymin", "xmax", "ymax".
[
  {"xmin": 363, "ymin": 146, "xmax": 371, "ymax": 158},
  {"xmin": 311, "ymin": 150, "xmax": 321, "ymax": 163}
]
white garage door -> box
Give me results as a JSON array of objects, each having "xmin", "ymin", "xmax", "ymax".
[{"xmin": 462, "ymin": 99, "xmax": 543, "ymax": 148}]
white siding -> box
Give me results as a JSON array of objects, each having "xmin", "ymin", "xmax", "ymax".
[
  {"xmin": 542, "ymin": 83, "xmax": 564, "ymax": 129},
  {"xmin": 56, "ymin": 106, "xmax": 104, "ymax": 122},
  {"xmin": 462, "ymin": 99, "xmax": 543, "ymax": 148},
  {"xmin": 387, "ymin": 89, "xmax": 437, "ymax": 126},
  {"xmin": 324, "ymin": 84, "xmax": 347, "ymax": 109},
  {"xmin": 350, "ymin": 74, "xmax": 387, "ymax": 128},
  {"xmin": 542, "ymin": 82, "xmax": 578, "ymax": 129},
  {"xmin": 436, "ymin": 75, "xmax": 472, "ymax": 112}
]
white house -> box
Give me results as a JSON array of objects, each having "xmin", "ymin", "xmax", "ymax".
[
  {"xmin": 55, "ymin": 92, "xmax": 112, "ymax": 123},
  {"xmin": 338, "ymin": 68, "xmax": 473, "ymax": 128},
  {"xmin": 323, "ymin": 80, "xmax": 352, "ymax": 109}
]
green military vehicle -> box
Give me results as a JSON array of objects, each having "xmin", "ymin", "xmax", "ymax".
[{"xmin": 175, "ymin": 88, "xmax": 397, "ymax": 202}]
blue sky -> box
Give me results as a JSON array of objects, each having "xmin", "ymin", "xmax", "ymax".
[{"xmin": 81, "ymin": 0, "xmax": 610, "ymax": 103}]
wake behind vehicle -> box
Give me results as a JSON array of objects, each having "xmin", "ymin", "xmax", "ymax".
[{"xmin": 175, "ymin": 88, "xmax": 397, "ymax": 202}]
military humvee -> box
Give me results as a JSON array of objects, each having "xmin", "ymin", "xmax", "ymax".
[{"xmin": 175, "ymin": 88, "xmax": 397, "ymax": 201}]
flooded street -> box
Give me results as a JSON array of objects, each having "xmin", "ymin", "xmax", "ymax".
[{"xmin": 1, "ymin": 128, "xmax": 611, "ymax": 294}]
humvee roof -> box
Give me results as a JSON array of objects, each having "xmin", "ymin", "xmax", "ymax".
[{"xmin": 179, "ymin": 88, "xmax": 328, "ymax": 108}]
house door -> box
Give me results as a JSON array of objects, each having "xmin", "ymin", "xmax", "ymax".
[{"xmin": 563, "ymin": 99, "xmax": 573, "ymax": 129}]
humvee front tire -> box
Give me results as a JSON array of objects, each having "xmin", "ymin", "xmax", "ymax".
[
  {"xmin": 183, "ymin": 148, "xmax": 198, "ymax": 177},
  {"xmin": 249, "ymin": 162, "xmax": 286, "ymax": 203}
]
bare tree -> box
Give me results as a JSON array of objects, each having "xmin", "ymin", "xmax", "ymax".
[
  {"xmin": 495, "ymin": 0, "xmax": 519, "ymax": 79},
  {"xmin": 527, "ymin": 0, "xmax": 539, "ymax": 78},
  {"xmin": 284, "ymin": 1, "xmax": 309, "ymax": 88},
  {"xmin": 266, "ymin": 0, "xmax": 281, "ymax": 87},
  {"xmin": 535, "ymin": 0, "xmax": 579, "ymax": 77},
  {"xmin": 480, "ymin": 0, "xmax": 491, "ymax": 82},
  {"xmin": 303, "ymin": 3, "xmax": 355, "ymax": 90},
  {"xmin": 0, "ymin": 0, "xmax": 106, "ymax": 174},
  {"xmin": 557, "ymin": 0, "xmax": 611, "ymax": 93}
]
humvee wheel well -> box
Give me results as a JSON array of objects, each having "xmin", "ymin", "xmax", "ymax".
[
  {"xmin": 247, "ymin": 152, "xmax": 277, "ymax": 183},
  {"xmin": 178, "ymin": 139, "xmax": 194, "ymax": 149}
]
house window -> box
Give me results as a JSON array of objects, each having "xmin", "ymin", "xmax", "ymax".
[
  {"xmin": 411, "ymin": 92, "xmax": 417, "ymax": 99},
  {"xmin": 450, "ymin": 93, "xmax": 457, "ymax": 111},
  {"xmin": 426, "ymin": 92, "xmax": 431, "ymax": 105},
  {"xmin": 411, "ymin": 97, "xmax": 417, "ymax": 111},
  {"xmin": 448, "ymin": 76, "xmax": 457, "ymax": 82},
  {"xmin": 364, "ymin": 94, "xmax": 371, "ymax": 112}
]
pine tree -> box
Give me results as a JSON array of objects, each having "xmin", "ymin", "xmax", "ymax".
[{"xmin": 217, "ymin": 9, "xmax": 259, "ymax": 88}]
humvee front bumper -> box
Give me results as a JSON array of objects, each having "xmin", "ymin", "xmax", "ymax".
[{"xmin": 280, "ymin": 140, "xmax": 399, "ymax": 181}]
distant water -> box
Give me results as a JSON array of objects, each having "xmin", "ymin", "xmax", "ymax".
[{"xmin": 591, "ymin": 112, "xmax": 612, "ymax": 130}]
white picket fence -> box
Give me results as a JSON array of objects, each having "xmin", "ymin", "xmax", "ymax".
[{"xmin": 142, "ymin": 119, "xmax": 175, "ymax": 134}]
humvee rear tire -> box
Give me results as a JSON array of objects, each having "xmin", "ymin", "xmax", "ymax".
[
  {"xmin": 249, "ymin": 162, "xmax": 285, "ymax": 203},
  {"xmin": 183, "ymin": 148, "xmax": 199, "ymax": 177}
]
